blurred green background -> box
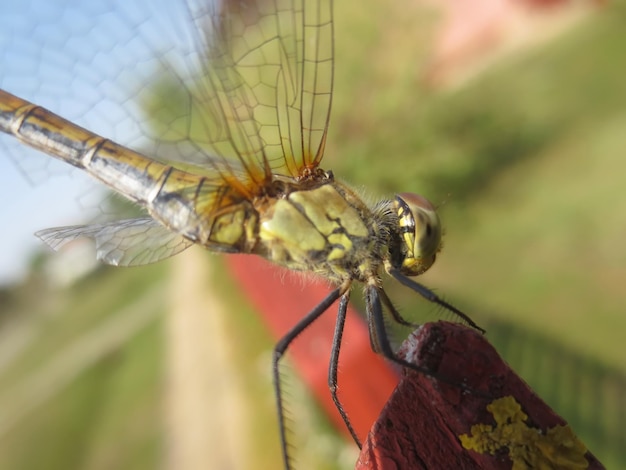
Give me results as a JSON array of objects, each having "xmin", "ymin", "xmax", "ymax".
[{"xmin": 1, "ymin": 0, "xmax": 625, "ymax": 469}]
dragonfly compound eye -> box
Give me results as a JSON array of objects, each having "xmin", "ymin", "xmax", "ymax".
[{"xmin": 394, "ymin": 192, "xmax": 442, "ymax": 276}]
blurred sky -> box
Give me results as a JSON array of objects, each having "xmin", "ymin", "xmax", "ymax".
[{"xmin": 0, "ymin": 155, "xmax": 87, "ymax": 283}]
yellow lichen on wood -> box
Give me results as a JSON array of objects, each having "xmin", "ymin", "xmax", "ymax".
[{"xmin": 459, "ymin": 396, "xmax": 588, "ymax": 469}]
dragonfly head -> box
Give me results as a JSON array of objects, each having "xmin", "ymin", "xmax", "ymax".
[{"xmin": 392, "ymin": 193, "xmax": 442, "ymax": 276}]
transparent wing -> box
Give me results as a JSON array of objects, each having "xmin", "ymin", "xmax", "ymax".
[
  {"xmin": 0, "ymin": 0, "xmax": 334, "ymax": 276},
  {"xmin": 36, "ymin": 218, "xmax": 194, "ymax": 266},
  {"xmin": 183, "ymin": 0, "xmax": 335, "ymax": 179},
  {"xmin": 0, "ymin": 0, "xmax": 334, "ymax": 181}
]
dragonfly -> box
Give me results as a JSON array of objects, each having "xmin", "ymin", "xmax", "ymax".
[{"xmin": 0, "ymin": 0, "xmax": 483, "ymax": 467}]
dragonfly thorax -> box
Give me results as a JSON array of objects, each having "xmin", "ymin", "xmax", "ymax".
[{"xmin": 388, "ymin": 193, "xmax": 442, "ymax": 277}]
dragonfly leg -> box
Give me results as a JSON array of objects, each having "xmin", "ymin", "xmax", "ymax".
[
  {"xmin": 377, "ymin": 287, "xmax": 420, "ymax": 329},
  {"xmin": 365, "ymin": 284, "xmax": 494, "ymax": 404},
  {"xmin": 387, "ymin": 268, "xmax": 485, "ymax": 333},
  {"xmin": 272, "ymin": 285, "xmax": 345, "ymax": 470},
  {"xmin": 328, "ymin": 293, "xmax": 362, "ymax": 448},
  {"xmin": 365, "ymin": 284, "xmax": 441, "ymax": 376}
]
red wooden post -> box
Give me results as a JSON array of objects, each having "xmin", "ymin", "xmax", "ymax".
[{"xmin": 356, "ymin": 322, "xmax": 605, "ymax": 470}]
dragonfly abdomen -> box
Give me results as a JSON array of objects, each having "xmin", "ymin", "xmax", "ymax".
[
  {"xmin": 0, "ymin": 89, "xmax": 257, "ymax": 253},
  {"xmin": 0, "ymin": 90, "xmax": 170, "ymax": 202}
]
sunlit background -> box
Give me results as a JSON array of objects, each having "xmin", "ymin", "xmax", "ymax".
[{"xmin": 1, "ymin": 0, "xmax": 624, "ymax": 469}]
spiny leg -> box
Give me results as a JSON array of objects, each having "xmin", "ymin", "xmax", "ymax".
[
  {"xmin": 273, "ymin": 286, "xmax": 344, "ymax": 470},
  {"xmin": 328, "ymin": 293, "xmax": 362, "ymax": 448},
  {"xmin": 365, "ymin": 284, "xmax": 492, "ymax": 399},
  {"xmin": 387, "ymin": 268, "xmax": 485, "ymax": 333},
  {"xmin": 378, "ymin": 287, "xmax": 419, "ymax": 329},
  {"xmin": 365, "ymin": 284, "xmax": 446, "ymax": 376}
]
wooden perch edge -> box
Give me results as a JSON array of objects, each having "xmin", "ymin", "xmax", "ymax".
[{"xmin": 355, "ymin": 321, "xmax": 604, "ymax": 470}]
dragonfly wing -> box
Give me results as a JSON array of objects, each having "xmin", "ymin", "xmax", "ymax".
[
  {"xmin": 36, "ymin": 218, "xmax": 194, "ymax": 267},
  {"xmin": 147, "ymin": 0, "xmax": 335, "ymax": 181},
  {"xmin": 2, "ymin": 1, "xmax": 335, "ymax": 196}
]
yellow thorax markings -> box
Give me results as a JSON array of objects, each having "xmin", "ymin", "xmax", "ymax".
[{"xmin": 260, "ymin": 184, "xmax": 369, "ymax": 261}]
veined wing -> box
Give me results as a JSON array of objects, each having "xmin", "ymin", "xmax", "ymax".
[
  {"xmin": 0, "ymin": 0, "xmax": 334, "ymax": 267},
  {"xmin": 155, "ymin": 0, "xmax": 335, "ymax": 182},
  {"xmin": 0, "ymin": 0, "xmax": 334, "ymax": 203},
  {"xmin": 37, "ymin": 218, "xmax": 194, "ymax": 266}
]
